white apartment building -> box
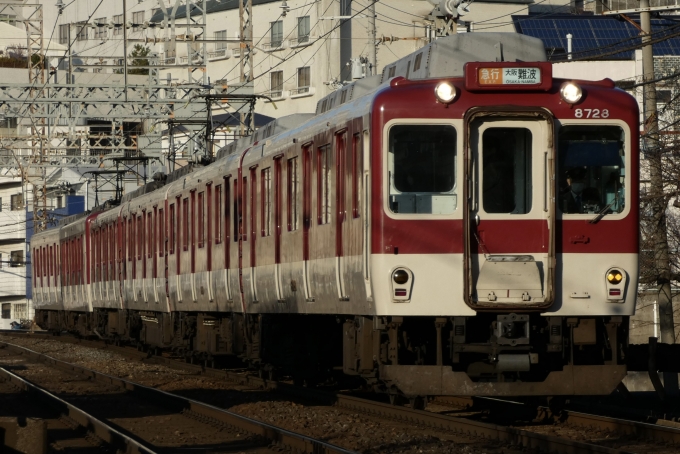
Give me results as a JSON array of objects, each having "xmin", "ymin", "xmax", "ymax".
[
  {"xmin": 43, "ymin": 0, "xmax": 571, "ymax": 123},
  {"xmin": 0, "ymin": 177, "xmax": 29, "ymax": 329}
]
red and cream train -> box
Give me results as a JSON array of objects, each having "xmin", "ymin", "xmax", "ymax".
[{"xmin": 31, "ymin": 33, "xmax": 639, "ymax": 398}]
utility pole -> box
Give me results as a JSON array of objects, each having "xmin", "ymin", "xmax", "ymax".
[
  {"xmin": 123, "ymin": 0, "xmax": 128, "ymax": 101},
  {"xmin": 640, "ymin": 0, "xmax": 678, "ymax": 394},
  {"xmin": 368, "ymin": 0, "xmax": 377, "ymax": 75}
]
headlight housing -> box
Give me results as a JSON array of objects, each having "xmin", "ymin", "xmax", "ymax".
[
  {"xmin": 560, "ymin": 82, "xmax": 583, "ymax": 104},
  {"xmin": 435, "ymin": 82, "xmax": 457, "ymax": 104}
]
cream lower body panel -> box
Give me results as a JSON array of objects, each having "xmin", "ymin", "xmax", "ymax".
[
  {"xmin": 546, "ymin": 252, "xmax": 637, "ymax": 316},
  {"xmin": 371, "ymin": 252, "xmax": 637, "ymax": 317},
  {"xmin": 372, "ymin": 254, "xmax": 472, "ymax": 317}
]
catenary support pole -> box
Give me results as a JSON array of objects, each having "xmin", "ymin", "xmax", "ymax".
[{"xmin": 640, "ymin": 0, "xmax": 678, "ymax": 395}]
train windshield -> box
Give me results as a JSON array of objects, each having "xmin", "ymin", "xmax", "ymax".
[
  {"xmin": 387, "ymin": 124, "xmax": 456, "ymax": 214},
  {"xmin": 558, "ymin": 126, "xmax": 625, "ymax": 215}
]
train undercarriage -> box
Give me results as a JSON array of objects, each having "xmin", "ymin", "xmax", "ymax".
[{"xmin": 35, "ymin": 309, "xmax": 632, "ymax": 399}]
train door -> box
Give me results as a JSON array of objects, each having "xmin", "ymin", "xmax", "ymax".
[
  {"xmin": 274, "ymin": 157, "xmax": 283, "ymax": 301},
  {"xmin": 466, "ymin": 112, "xmax": 555, "ymax": 308},
  {"xmin": 335, "ymin": 130, "xmax": 349, "ymax": 301}
]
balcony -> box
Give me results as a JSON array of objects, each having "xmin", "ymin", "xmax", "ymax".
[
  {"xmin": 208, "ymin": 48, "xmax": 232, "ymax": 61},
  {"xmin": 262, "ymin": 39, "xmax": 289, "ymax": 52},
  {"xmin": 290, "ymin": 35, "xmax": 312, "ymax": 48},
  {"xmin": 264, "ymin": 90, "xmax": 289, "ymax": 102},
  {"xmin": 290, "ymin": 86, "xmax": 315, "ymax": 99}
]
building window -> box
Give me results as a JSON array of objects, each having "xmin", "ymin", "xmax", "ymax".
[
  {"xmin": 0, "ymin": 14, "xmax": 16, "ymax": 26},
  {"xmin": 94, "ymin": 17, "xmax": 106, "ymax": 38},
  {"xmin": 270, "ymin": 71, "xmax": 283, "ymax": 98},
  {"xmin": 1, "ymin": 303, "xmax": 9, "ymax": 319},
  {"xmin": 0, "ymin": 117, "xmax": 17, "ymax": 129},
  {"xmin": 10, "ymin": 250, "xmax": 23, "ymax": 267},
  {"xmin": 297, "ymin": 16, "xmax": 310, "ymax": 43},
  {"xmin": 287, "ymin": 157, "xmax": 299, "ymax": 231},
  {"xmin": 318, "ymin": 145, "xmax": 331, "ymax": 225},
  {"xmin": 270, "ymin": 20, "xmax": 283, "ymax": 48},
  {"xmin": 76, "ymin": 22, "xmax": 87, "ymax": 41},
  {"xmin": 56, "ymin": 196, "xmax": 63, "ymax": 209},
  {"xmin": 113, "ymin": 15, "xmax": 123, "ymax": 36},
  {"xmin": 297, "ymin": 67, "xmax": 310, "ymax": 93},
  {"xmin": 261, "ymin": 168, "xmax": 272, "ymax": 237},
  {"xmin": 10, "ymin": 193, "xmax": 23, "ymax": 211},
  {"xmin": 14, "ymin": 304, "xmax": 27, "ymax": 320},
  {"xmin": 132, "ymin": 11, "xmax": 144, "ymax": 32},
  {"xmin": 215, "ymin": 30, "xmax": 227, "ymax": 50},
  {"xmin": 59, "ymin": 24, "xmax": 69, "ymax": 44}
]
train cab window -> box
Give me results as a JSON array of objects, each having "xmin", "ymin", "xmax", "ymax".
[
  {"xmin": 558, "ymin": 126, "xmax": 625, "ymax": 215},
  {"xmin": 388, "ymin": 124, "xmax": 456, "ymax": 214},
  {"xmin": 482, "ymin": 128, "xmax": 532, "ymax": 214}
]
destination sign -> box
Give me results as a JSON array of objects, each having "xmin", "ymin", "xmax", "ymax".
[{"xmin": 478, "ymin": 67, "xmax": 542, "ymax": 85}]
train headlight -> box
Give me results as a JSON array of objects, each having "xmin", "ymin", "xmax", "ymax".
[
  {"xmin": 393, "ymin": 269, "xmax": 410, "ymax": 285},
  {"xmin": 607, "ymin": 269, "xmax": 623, "ymax": 284},
  {"xmin": 435, "ymin": 82, "xmax": 457, "ymax": 104},
  {"xmin": 560, "ymin": 82, "xmax": 583, "ymax": 104}
]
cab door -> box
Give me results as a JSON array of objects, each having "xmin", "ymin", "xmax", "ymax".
[{"xmin": 465, "ymin": 111, "xmax": 555, "ymax": 308}]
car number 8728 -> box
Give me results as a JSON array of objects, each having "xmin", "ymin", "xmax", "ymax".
[{"xmin": 574, "ymin": 108, "xmax": 609, "ymax": 118}]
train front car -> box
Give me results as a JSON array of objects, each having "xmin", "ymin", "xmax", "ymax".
[{"xmin": 348, "ymin": 46, "xmax": 638, "ymax": 397}]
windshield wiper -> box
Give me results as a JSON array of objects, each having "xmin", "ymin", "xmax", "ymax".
[{"xmin": 589, "ymin": 195, "xmax": 619, "ymax": 224}]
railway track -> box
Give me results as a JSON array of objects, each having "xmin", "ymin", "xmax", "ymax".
[
  {"xmin": 0, "ymin": 337, "xmax": 355, "ymax": 454},
  {"xmin": 2, "ymin": 331, "xmax": 679, "ymax": 453}
]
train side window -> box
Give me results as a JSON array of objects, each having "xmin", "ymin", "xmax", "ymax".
[
  {"xmin": 169, "ymin": 205, "xmax": 175, "ymax": 254},
  {"xmin": 233, "ymin": 179, "xmax": 239, "ymax": 242},
  {"xmin": 137, "ymin": 215, "xmax": 143, "ymax": 260},
  {"xmin": 215, "ymin": 185, "xmax": 222, "ymax": 244},
  {"xmin": 317, "ymin": 144, "xmax": 331, "ymax": 225},
  {"xmin": 388, "ymin": 124, "xmax": 457, "ymax": 214},
  {"xmin": 148, "ymin": 212, "xmax": 153, "ymax": 258},
  {"xmin": 261, "ymin": 167, "xmax": 272, "ymax": 237},
  {"xmin": 352, "ymin": 133, "xmax": 361, "ymax": 219},
  {"xmin": 198, "ymin": 191, "xmax": 205, "ymax": 248},
  {"xmin": 158, "ymin": 208, "xmax": 164, "ymax": 256},
  {"xmin": 183, "ymin": 197, "xmax": 189, "ymax": 251},
  {"xmin": 242, "ymin": 177, "xmax": 248, "ymax": 242},
  {"xmin": 250, "ymin": 170, "xmax": 257, "ymax": 242},
  {"xmin": 482, "ymin": 127, "xmax": 532, "ymax": 214},
  {"xmin": 557, "ymin": 125, "xmax": 626, "ymax": 215},
  {"xmin": 287, "ymin": 157, "xmax": 299, "ymax": 231},
  {"xmin": 128, "ymin": 218, "xmax": 133, "ymax": 261}
]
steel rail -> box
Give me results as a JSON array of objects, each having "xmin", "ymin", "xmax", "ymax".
[
  {"xmin": 0, "ymin": 340, "xmax": 356, "ymax": 454},
  {"xmin": 3, "ymin": 332, "xmax": 678, "ymax": 452},
  {"xmin": 0, "ymin": 365, "xmax": 157, "ymax": 454}
]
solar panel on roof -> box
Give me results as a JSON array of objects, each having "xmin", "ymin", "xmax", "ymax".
[{"xmin": 513, "ymin": 14, "xmax": 680, "ymax": 60}]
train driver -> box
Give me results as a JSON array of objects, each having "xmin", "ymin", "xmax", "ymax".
[{"xmin": 560, "ymin": 167, "xmax": 590, "ymax": 214}]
